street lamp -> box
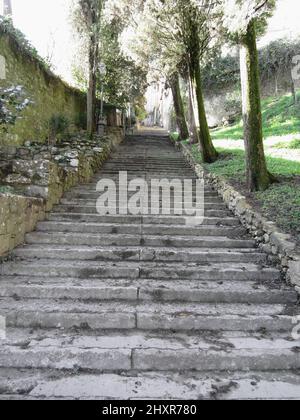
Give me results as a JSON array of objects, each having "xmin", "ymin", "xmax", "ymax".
[{"xmin": 99, "ymin": 62, "xmax": 106, "ymax": 120}]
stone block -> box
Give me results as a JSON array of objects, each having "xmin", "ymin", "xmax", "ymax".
[
  {"xmin": 288, "ymin": 259, "xmax": 300, "ymax": 287},
  {"xmin": 0, "ymin": 234, "xmax": 10, "ymax": 255}
]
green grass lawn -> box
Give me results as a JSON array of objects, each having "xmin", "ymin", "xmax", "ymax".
[
  {"xmin": 170, "ymin": 91, "xmax": 300, "ymax": 240},
  {"xmin": 189, "ymin": 145, "xmax": 300, "ymax": 239},
  {"xmin": 211, "ymin": 92, "xmax": 300, "ymax": 140}
]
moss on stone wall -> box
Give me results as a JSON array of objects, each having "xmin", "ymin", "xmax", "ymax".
[
  {"xmin": 0, "ymin": 128, "xmax": 124, "ymax": 256},
  {"xmin": 0, "ymin": 33, "xmax": 86, "ymax": 146}
]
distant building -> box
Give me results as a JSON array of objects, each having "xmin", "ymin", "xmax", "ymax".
[{"xmin": 144, "ymin": 81, "xmax": 173, "ymax": 130}]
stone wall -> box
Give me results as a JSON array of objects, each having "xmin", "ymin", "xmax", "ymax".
[
  {"xmin": 204, "ymin": 75, "xmax": 300, "ymax": 128},
  {"xmin": 0, "ymin": 128, "xmax": 124, "ymax": 256},
  {"xmin": 0, "ymin": 194, "xmax": 45, "ymax": 256},
  {"xmin": 178, "ymin": 142, "xmax": 300, "ymax": 293},
  {"xmin": 0, "ymin": 31, "xmax": 88, "ymax": 146}
]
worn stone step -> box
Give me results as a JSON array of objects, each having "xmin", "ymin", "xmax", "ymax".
[
  {"xmin": 36, "ymin": 221, "xmax": 247, "ymax": 239},
  {"xmin": 70, "ymin": 185, "xmax": 215, "ymax": 194},
  {"xmin": 0, "ymin": 279, "xmax": 296, "ymax": 304},
  {"xmin": 98, "ymin": 169, "xmax": 194, "ymax": 174},
  {"xmin": 3, "ymin": 370, "xmax": 296, "ymax": 400},
  {"xmin": 3, "ymin": 329, "xmax": 297, "ymax": 351},
  {"xmin": 101, "ymin": 161, "xmax": 192, "ymax": 166},
  {"xmin": 60, "ymin": 199, "xmax": 227, "ymax": 210},
  {"xmin": 47, "ymin": 213, "xmax": 240, "ymax": 226},
  {"xmin": 64, "ymin": 194, "xmax": 221, "ymax": 204},
  {"xmin": 0, "ymin": 342, "xmax": 299, "ymax": 373},
  {"xmin": 27, "ymin": 231, "xmax": 251, "ymax": 248},
  {"xmin": 54, "ymin": 205, "xmax": 231, "ymax": 220},
  {"xmin": 0, "ymin": 299, "xmax": 293, "ymax": 331},
  {"xmin": 97, "ymin": 170, "xmax": 196, "ymax": 176},
  {"xmin": 1, "ymin": 260, "xmax": 280, "ymax": 281},
  {"xmin": 69, "ymin": 194, "xmax": 217, "ymax": 203},
  {"xmin": 53, "ymin": 205, "xmax": 229, "ymax": 218},
  {"xmin": 0, "ymin": 299, "xmax": 287, "ymax": 317},
  {"xmin": 78, "ymin": 176, "xmax": 204, "ymax": 184},
  {"xmin": 13, "ymin": 245, "xmax": 267, "ymax": 264},
  {"xmin": 65, "ymin": 191, "xmax": 219, "ymax": 199}
]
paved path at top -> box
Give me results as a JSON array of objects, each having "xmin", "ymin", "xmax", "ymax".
[{"xmin": 0, "ymin": 133, "xmax": 299, "ymax": 400}]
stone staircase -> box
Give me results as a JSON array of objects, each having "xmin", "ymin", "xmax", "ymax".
[{"xmin": 0, "ymin": 133, "xmax": 299, "ymax": 400}]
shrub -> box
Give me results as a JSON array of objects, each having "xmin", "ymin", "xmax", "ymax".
[{"xmin": 48, "ymin": 114, "xmax": 70, "ymax": 144}]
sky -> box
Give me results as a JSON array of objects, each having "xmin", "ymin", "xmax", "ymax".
[
  {"xmin": 12, "ymin": 0, "xmax": 75, "ymax": 84},
  {"xmin": 7, "ymin": 0, "xmax": 300, "ymax": 85}
]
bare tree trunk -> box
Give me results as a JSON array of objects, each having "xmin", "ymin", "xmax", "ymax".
[
  {"xmin": 240, "ymin": 20, "xmax": 276, "ymax": 192},
  {"xmin": 169, "ymin": 73, "xmax": 189, "ymax": 140},
  {"xmin": 194, "ymin": 62, "xmax": 218, "ymax": 163},
  {"xmin": 274, "ymin": 71, "xmax": 279, "ymax": 96},
  {"xmin": 87, "ymin": 35, "xmax": 98, "ymax": 137},
  {"xmin": 188, "ymin": 77, "xmax": 199, "ymax": 145},
  {"xmin": 83, "ymin": 1, "xmax": 102, "ymax": 138},
  {"xmin": 290, "ymin": 69, "xmax": 297, "ymax": 104}
]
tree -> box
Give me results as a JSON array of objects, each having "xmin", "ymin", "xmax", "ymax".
[
  {"xmin": 73, "ymin": 0, "xmax": 103, "ymax": 136},
  {"xmin": 220, "ymin": 0, "xmax": 277, "ymax": 191},
  {"xmin": 108, "ymin": 0, "xmax": 189, "ymax": 137},
  {"xmin": 98, "ymin": 16, "xmax": 147, "ymax": 110},
  {"xmin": 178, "ymin": 0, "xmax": 219, "ymax": 161},
  {"xmin": 72, "ymin": 1, "xmax": 148, "ymax": 128},
  {"xmin": 169, "ymin": 72, "xmax": 189, "ymax": 140},
  {"xmin": 122, "ymin": 0, "xmax": 218, "ymax": 160}
]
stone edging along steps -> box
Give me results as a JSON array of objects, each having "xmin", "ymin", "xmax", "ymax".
[{"xmin": 176, "ymin": 141, "xmax": 300, "ymax": 294}]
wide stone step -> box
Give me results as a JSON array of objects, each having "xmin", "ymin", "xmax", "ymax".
[
  {"xmin": 60, "ymin": 199, "xmax": 227, "ymax": 210},
  {"xmin": 93, "ymin": 168, "xmax": 198, "ymax": 174},
  {"xmin": 64, "ymin": 191, "xmax": 221, "ymax": 201},
  {"xmin": 5, "ymin": 370, "xmax": 297, "ymax": 400},
  {"xmin": 2, "ymin": 366, "xmax": 299, "ymax": 400},
  {"xmin": 0, "ymin": 339, "xmax": 299, "ymax": 373},
  {"xmin": 37, "ymin": 221, "xmax": 246, "ymax": 236},
  {"xmin": 47, "ymin": 213, "xmax": 241, "ymax": 226},
  {"xmin": 53, "ymin": 205, "xmax": 229, "ymax": 218},
  {"xmin": 97, "ymin": 169, "xmax": 196, "ymax": 175},
  {"xmin": 100, "ymin": 167, "xmax": 193, "ymax": 172},
  {"xmin": 0, "ymin": 299, "xmax": 293, "ymax": 331},
  {"xmin": 26, "ymin": 231, "xmax": 254, "ymax": 248},
  {"xmin": 70, "ymin": 185, "xmax": 215, "ymax": 193},
  {"xmin": 4, "ymin": 329, "xmax": 297, "ymax": 352},
  {"xmin": 79, "ymin": 174, "xmax": 204, "ymax": 183},
  {"xmin": 13, "ymin": 245, "xmax": 267, "ymax": 264},
  {"xmin": 1, "ymin": 260, "xmax": 280, "ymax": 281},
  {"xmin": 0, "ymin": 278, "xmax": 296, "ymax": 304}
]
